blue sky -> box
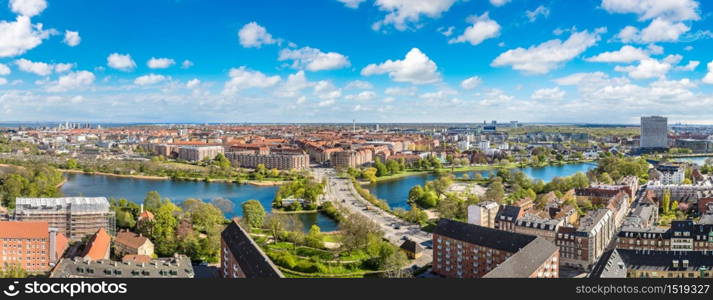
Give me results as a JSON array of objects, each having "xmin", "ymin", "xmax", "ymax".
[{"xmin": 0, "ymin": 0, "xmax": 713, "ymax": 124}]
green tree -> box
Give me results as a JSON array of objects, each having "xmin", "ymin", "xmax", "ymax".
[
  {"xmin": 143, "ymin": 191, "xmax": 162, "ymax": 212},
  {"xmin": 66, "ymin": 158, "xmax": 79, "ymax": 169},
  {"xmin": 361, "ymin": 167, "xmax": 378, "ymax": 184},
  {"xmin": 484, "ymin": 179, "xmax": 505, "ymax": 203},
  {"xmin": 661, "ymin": 190, "xmax": 671, "ymax": 215},
  {"xmin": 151, "ymin": 201, "xmax": 181, "ymax": 256},
  {"xmin": 242, "ymin": 200, "xmax": 266, "ymax": 229},
  {"xmin": 374, "ymin": 158, "xmax": 389, "ymax": 177}
]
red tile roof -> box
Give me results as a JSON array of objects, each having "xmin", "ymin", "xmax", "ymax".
[
  {"xmin": 0, "ymin": 221, "xmax": 48, "ymax": 239},
  {"xmin": 83, "ymin": 228, "xmax": 111, "ymax": 261}
]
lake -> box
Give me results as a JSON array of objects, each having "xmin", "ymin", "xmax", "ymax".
[
  {"xmin": 60, "ymin": 173, "xmax": 338, "ymax": 232},
  {"xmin": 673, "ymin": 156, "xmax": 712, "ymax": 166},
  {"xmin": 366, "ymin": 162, "xmax": 597, "ymax": 210}
]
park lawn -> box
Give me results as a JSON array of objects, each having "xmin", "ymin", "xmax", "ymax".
[
  {"xmin": 159, "ymin": 161, "xmax": 208, "ymax": 171},
  {"xmin": 322, "ymin": 234, "xmax": 342, "ymax": 243}
]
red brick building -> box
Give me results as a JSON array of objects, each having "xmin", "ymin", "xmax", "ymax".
[
  {"xmin": 220, "ymin": 219, "xmax": 283, "ymax": 278},
  {"xmin": 433, "ymin": 219, "xmax": 559, "ymax": 278},
  {"xmin": 0, "ymin": 221, "xmax": 68, "ymax": 273}
]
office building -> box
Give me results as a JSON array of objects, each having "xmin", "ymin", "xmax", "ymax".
[{"xmin": 640, "ymin": 116, "xmax": 668, "ymax": 149}]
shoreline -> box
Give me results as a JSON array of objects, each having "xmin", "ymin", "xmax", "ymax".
[
  {"xmin": 59, "ymin": 169, "xmax": 285, "ymax": 186},
  {"xmin": 369, "ymin": 160, "xmax": 596, "ymax": 184}
]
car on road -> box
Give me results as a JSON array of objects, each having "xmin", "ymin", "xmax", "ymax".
[{"xmin": 393, "ymin": 223, "xmax": 401, "ymax": 229}]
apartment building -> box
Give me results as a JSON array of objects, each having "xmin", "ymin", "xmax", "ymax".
[
  {"xmin": 13, "ymin": 197, "xmax": 116, "ymax": 240},
  {"xmin": 220, "ymin": 219, "xmax": 283, "ymax": 278},
  {"xmin": 0, "ymin": 221, "xmax": 68, "ymax": 273},
  {"xmin": 432, "ymin": 219, "xmax": 559, "ymax": 278},
  {"xmin": 593, "ymin": 249, "xmax": 713, "ymax": 278},
  {"xmin": 557, "ymin": 208, "xmax": 616, "ymax": 270},
  {"xmin": 330, "ymin": 149, "xmax": 373, "ymax": 169},
  {"xmin": 225, "ymin": 152, "xmax": 309, "ymax": 170},
  {"xmin": 177, "ymin": 145, "xmax": 224, "ymax": 162},
  {"xmin": 467, "ymin": 201, "xmax": 499, "ymax": 228},
  {"xmin": 50, "ymin": 255, "xmax": 194, "ymax": 278},
  {"xmin": 617, "ymin": 221, "xmax": 713, "ymax": 252}
]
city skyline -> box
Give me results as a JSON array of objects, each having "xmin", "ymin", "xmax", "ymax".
[{"xmin": 1, "ymin": 0, "xmax": 713, "ymax": 123}]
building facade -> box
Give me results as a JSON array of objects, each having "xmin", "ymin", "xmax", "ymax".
[
  {"xmin": 640, "ymin": 116, "xmax": 668, "ymax": 149},
  {"xmin": 432, "ymin": 219, "xmax": 559, "ymax": 278},
  {"xmin": 0, "ymin": 221, "xmax": 68, "ymax": 273},
  {"xmin": 13, "ymin": 197, "xmax": 115, "ymax": 240},
  {"xmin": 225, "ymin": 152, "xmax": 309, "ymax": 170},
  {"xmin": 177, "ymin": 145, "xmax": 224, "ymax": 162},
  {"xmin": 220, "ymin": 219, "xmax": 283, "ymax": 278}
]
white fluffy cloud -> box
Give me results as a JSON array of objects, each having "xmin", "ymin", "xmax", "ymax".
[
  {"xmin": 275, "ymin": 71, "xmax": 314, "ymax": 98},
  {"xmin": 586, "ymin": 45, "xmax": 649, "ymax": 63},
  {"xmin": 238, "ymin": 22, "xmax": 277, "ymax": 48},
  {"xmin": 460, "ymin": 76, "xmax": 482, "ymax": 89},
  {"xmin": 185, "ymin": 78, "xmax": 200, "ymax": 89},
  {"xmin": 9, "ymin": 0, "xmax": 47, "ymax": 17},
  {"xmin": 345, "ymin": 80, "xmax": 373, "ymax": 90},
  {"xmin": 703, "ymin": 61, "xmax": 713, "ymax": 84},
  {"xmin": 526, "ymin": 5, "xmax": 550, "ymax": 22},
  {"xmin": 0, "ymin": 16, "xmax": 51, "ymax": 57},
  {"xmin": 0, "ymin": 63, "xmax": 10, "ymax": 76},
  {"xmin": 372, "ymin": 0, "xmax": 458, "ymax": 31},
  {"xmin": 107, "ymin": 53, "xmax": 136, "ymax": 71},
  {"xmin": 223, "ymin": 67, "xmax": 281, "ymax": 95},
  {"xmin": 147, "ymin": 57, "xmax": 175, "ymax": 69},
  {"xmin": 601, "ymin": 0, "xmax": 699, "ymax": 22},
  {"xmin": 134, "ymin": 74, "xmax": 167, "ymax": 86},
  {"xmin": 337, "ymin": 0, "xmax": 367, "ymax": 8},
  {"xmin": 489, "ymin": 0, "xmax": 510, "ymax": 6},
  {"xmin": 181, "ymin": 60, "xmax": 194, "ymax": 69},
  {"xmin": 449, "ymin": 12, "xmax": 500, "ymax": 46},
  {"xmin": 278, "ymin": 47, "xmax": 350, "ymax": 71},
  {"xmin": 346, "ymin": 91, "xmax": 377, "ymax": 101},
  {"xmin": 53, "ymin": 63, "xmax": 73, "ymax": 73},
  {"xmin": 14, "ymin": 59, "xmax": 73, "ymax": 75},
  {"xmin": 361, "ymin": 48, "xmax": 440, "ymax": 84},
  {"xmin": 604, "ymin": 0, "xmax": 699, "ymax": 43},
  {"xmin": 614, "ymin": 58, "xmax": 672, "ymax": 79},
  {"xmin": 47, "ymin": 70, "xmax": 95, "ymax": 92},
  {"xmin": 63, "ymin": 30, "xmax": 80, "ymax": 47},
  {"xmin": 531, "ymin": 87, "xmax": 565, "ymax": 100},
  {"xmin": 676, "ymin": 60, "xmax": 699, "ymax": 71},
  {"xmin": 14, "ymin": 58, "xmax": 52, "ymax": 75},
  {"xmin": 492, "ymin": 29, "xmax": 603, "ymax": 74},
  {"xmin": 619, "ymin": 18, "xmax": 690, "ymax": 43}
]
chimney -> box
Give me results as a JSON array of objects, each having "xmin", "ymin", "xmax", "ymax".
[{"xmin": 140, "ymin": 204, "xmax": 144, "ymax": 213}]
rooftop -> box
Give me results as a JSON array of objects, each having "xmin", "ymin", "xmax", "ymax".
[
  {"xmin": 15, "ymin": 197, "xmax": 111, "ymax": 213},
  {"xmin": 221, "ymin": 219, "xmax": 284, "ymax": 278},
  {"xmin": 433, "ymin": 218, "xmax": 536, "ymax": 253},
  {"xmin": 483, "ymin": 237, "xmax": 558, "ymax": 278},
  {"xmin": 0, "ymin": 221, "xmax": 48, "ymax": 239},
  {"xmin": 50, "ymin": 255, "xmax": 194, "ymax": 278}
]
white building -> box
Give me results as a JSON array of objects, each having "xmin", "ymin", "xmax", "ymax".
[{"xmin": 467, "ymin": 201, "xmax": 499, "ymax": 228}]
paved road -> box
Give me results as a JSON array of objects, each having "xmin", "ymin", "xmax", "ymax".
[{"xmin": 313, "ymin": 168, "xmax": 433, "ymax": 268}]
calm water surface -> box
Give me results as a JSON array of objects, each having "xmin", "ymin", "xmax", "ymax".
[{"xmin": 60, "ymin": 173, "xmax": 338, "ymax": 232}]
